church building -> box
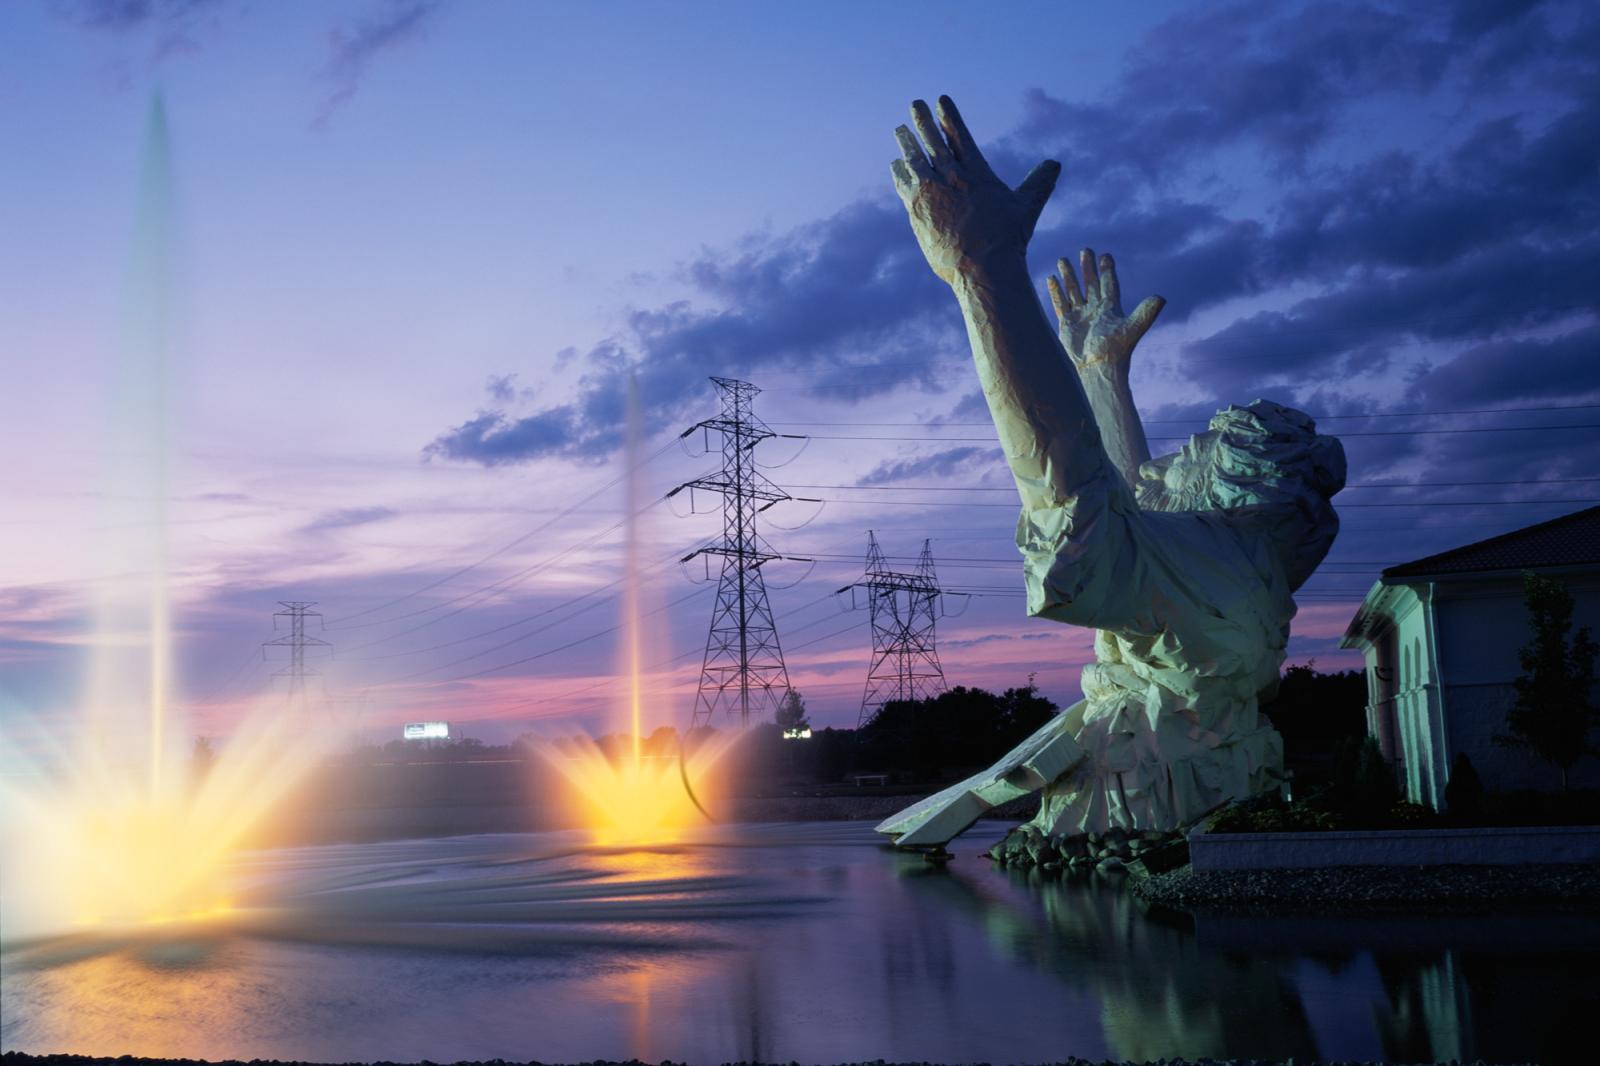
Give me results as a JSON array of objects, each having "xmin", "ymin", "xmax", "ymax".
[{"xmin": 1340, "ymin": 506, "xmax": 1600, "ymax": 808}]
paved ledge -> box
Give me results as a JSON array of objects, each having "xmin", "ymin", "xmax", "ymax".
[{"xmin": 1189, "ymin": 821, "xmax": 1600, "ymax": 870}]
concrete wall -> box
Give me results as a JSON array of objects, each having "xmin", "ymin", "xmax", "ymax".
[
  {"xmin": 1433, "ymin": 574, "xmax": 1600, "ymax": 793},
  {"xmin": 1189, "ymin": 822, "xmax": 1600, "ymax": 869}
]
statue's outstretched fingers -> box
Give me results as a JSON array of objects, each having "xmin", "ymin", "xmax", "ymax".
[
  {"xmin": 1127, "ymin": 295, "xmax": 1167, "ymax": 338},
  {"xmin": 1079, "ymin": 248, "xmax": 1100, "ymax": 300},
  {"xmin": 1047, "ymin": 274, "xmax": 1071, "ymax": 325},
  {"xmin": 910, "ymin": 99, "xmax": 952, "ymax": 168},
  {"xmin": 1098, "ymin": 253, "xmax": 1120, "ymax": 311},
  {"xmin": 935, "ymin": 95, "xmax": 988, "ymax": 169},
  {"xmin": 1016, "ymin": 159, "xmax": 1060, "ymax": 222},
  {"xmin": 1056, "ymin": 257, "xmax": 1084, "ymax": 307},
  {"xmin": 890, "ymin": 160, "xmax": 918, "ymax": 203},
  {"xmin": 894, "ymin": 125, "xmax": 933, "ymax": 182}
]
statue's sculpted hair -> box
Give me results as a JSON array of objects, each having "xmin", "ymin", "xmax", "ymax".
[{"xmin": 1135, "ymin": 399, "xmax": 1346, "ymax": 588}]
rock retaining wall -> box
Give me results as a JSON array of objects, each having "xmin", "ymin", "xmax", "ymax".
[{"xmin": 985, "ymin": 823, "xmax": 1187, "ymax": 872}]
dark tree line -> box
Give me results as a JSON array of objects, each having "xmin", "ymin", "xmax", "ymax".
[
  {"xmin": 730, "ymin": 682, "xmax": 1059, "ymax": 789},
  {"xmin": 855, "ymin": 683, "xmax": 1059, "ymax": 779},
  {"xmin": 740, "ymin": 668, "xmax": 1374, "ymax": 792}
]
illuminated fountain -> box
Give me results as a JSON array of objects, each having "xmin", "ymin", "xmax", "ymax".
[
  {"xmin": 530, "ymin": 377, "xmax": 734, "ymax": 846},
  {"xmin": 0, "ymin": 98, "xmax": 328, "ymax": 941}
]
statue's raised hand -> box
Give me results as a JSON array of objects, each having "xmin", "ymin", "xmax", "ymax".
[
  {"xmin": 891, "ymin": 96, "xmax": 1061, "ymax": 284},
  {"xmin": 1047, "ymin": 250, "xmax": 1165, "ymax": 381}
]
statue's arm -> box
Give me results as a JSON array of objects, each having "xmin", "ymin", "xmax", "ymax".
[
  {"xmin": 1046, "ymin": 252, "xmax": 1165, "ymax": 490},
  {"xmin": 891, "ymin": 97, "xmax": 1118, "ymax": 513}
]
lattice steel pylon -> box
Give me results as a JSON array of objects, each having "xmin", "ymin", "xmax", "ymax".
[
  {"xmin": 838, "ymin": 532, "xmax": 949, "ymax": 726},
  {"xmin": 671, "ymin": 377, "xmax": 804, "ymax": 731},
  {"xmin": 262, "ymin": 600, "xmax": 331, "ymax": 712}
]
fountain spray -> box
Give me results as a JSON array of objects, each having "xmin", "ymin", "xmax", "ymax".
[
  {"xmin": 0, "ymin": 96, "xmax": 330, "ymax": 940},
  {"xmin": 526, "ymin": 372, "xmax": 733, "ymax": 844}
]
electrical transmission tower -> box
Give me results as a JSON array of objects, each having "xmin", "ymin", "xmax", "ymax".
[
  {"xmin": 671, "ymin": 377, "xmax": 807, "ymax": 732},
  {"xmin": 262, "ymin": 600, "xmax": 332, "ymax": 711},
  {"xmin": 837, "ymin": 532, "xmax": 949, "ymax": 726}
]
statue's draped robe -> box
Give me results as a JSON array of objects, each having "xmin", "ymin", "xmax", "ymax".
[{"xmin": 880, "ymin": 402, "xmax": 1338, "ymax": 845}]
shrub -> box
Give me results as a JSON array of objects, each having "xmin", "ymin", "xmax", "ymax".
[
  {"xmin": 1443, "ymin": 752, "xmax": 1485, "ymax": 820},
  {"xmin": 1354, "ymin": 736, "xmax": 1398, "ymax": 810},
  {"xmin": 1384, "ymin": 801, "xmax": 1438, "ymax": 828},
  {"xmin": 1206, "ymin": 795, "xmax": 1345, "ymax": 833}
]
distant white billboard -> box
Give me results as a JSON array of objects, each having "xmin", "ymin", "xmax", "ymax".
[{"xmin": 403, "ymin": 721, "xmax": 450, "ymax": 740}]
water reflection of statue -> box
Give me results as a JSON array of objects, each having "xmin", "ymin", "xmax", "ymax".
[
  {"xmin": 894, "ymin": 860, "xmax": 1322, "ymax": 1062},
  {"xmin": 877, "ymin": 98, "xmax": 1345, "ymax": 843}
]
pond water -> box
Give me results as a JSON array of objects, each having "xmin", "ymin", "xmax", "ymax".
[{"xmin": 2, "ymin": 821, "xmax": 1593, "ymax": 1064}]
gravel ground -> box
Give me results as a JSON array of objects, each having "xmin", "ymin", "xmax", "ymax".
[
  {"xmin": 0, "ymin": 1053, "xmax": 1547, "ymax": 1065},
  {"xmin": 1131, "ymin": 861, "xmax": 1600, "ymax": 912}
]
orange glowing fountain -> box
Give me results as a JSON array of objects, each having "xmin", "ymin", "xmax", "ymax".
[
  {"xmin": 0, "ymin": 99, "xmax": 328, "ymax": 941},
  {"xmin": 1, "ymin": 708, "xmax": 327, "ymax": 936},
  {"xmin": 528, "ymin": 376, "xmax": 734, "ymax": 846}
]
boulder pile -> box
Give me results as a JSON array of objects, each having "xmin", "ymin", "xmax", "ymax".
[{"xmin": 985, "ymin": 824, "xmax": 1187, "ymax": 873}]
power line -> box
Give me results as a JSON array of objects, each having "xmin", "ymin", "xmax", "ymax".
[
  {"xmin": 339, "ymin": 500, "xmax": 685, "ymax": 659},
  {"xmin": 325, "ymin": 439, "xmax": 676, "ymax": 627},
  {"xmin": 196, "ymin": 643, "xmax": 269, "ymax": 704},
  {"xmin": 803, "ymin": 496, "xmax": 1600, "ymax": 510},
  {"xmin": 799, "ymin": 424, "xmax": 1600, "ymax": 445},
  {"xmin": 331, "ymin": 495, "xmax": 671, "ymax": 637},
  {"xmin": 1344, "ymin": 477, "xmax": 1600, "ymax": 488},
  {"xmin": 785, "ymin": 475, "xmax": 1600, "ymax": 493},
  {"xmin": 786, "ymin": 616, "xmax": 871, "ymax": 652},
  {"xmin": 387, "ymin": 534, "xmax": 883, "ymax": 717},
  {"xmin": 351, "ymin": 531, "xmax": 734, "ymax": 682},
  {"xmin": 769, "ymin": 400, "xmax": 1600, "ymax": 428},
  {"xmin": 392, "ymin": 585, "xmax": 714, "ymax": 687},
  {"xmin": 509, "ymin": 584, "xmax": 856, "ymax": 715}
]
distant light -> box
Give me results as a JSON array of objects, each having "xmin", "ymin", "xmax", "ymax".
[
  {"xmin": 782, "ymin": 727, "xmax": 812, "ymax": 740},
  {"xmin": 403, "ymin": 721, "xmax": 450, "ymax": 740}
]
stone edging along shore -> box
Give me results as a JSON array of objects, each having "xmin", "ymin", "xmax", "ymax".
[{"xmin": 968, "ymin": 819, "xmax": 1600, "ymax": 910}]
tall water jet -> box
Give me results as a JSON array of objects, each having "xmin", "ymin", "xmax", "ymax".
[
  {"xmin": 83, "ymin": 94, "xmax": 178, "ymax": 792},
  {"xmin": 531, "ymin": 374, "xmax": 735, "ymax": 845},
  {"xmin": 0, "ymin": 97, "xmax": 328, "ymax": 940},
  {"xmin": 623, "ymin": 375, "xmax": 645, "ymax": 765}
]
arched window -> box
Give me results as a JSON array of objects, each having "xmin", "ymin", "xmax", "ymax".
[
  {"xmin": 1413, "ymin": 637, "xmax": 1425, "ymax": 686},
  {"xmin": 1403, "ymin": 643, "xmax": 1413, "ymax": 691}
]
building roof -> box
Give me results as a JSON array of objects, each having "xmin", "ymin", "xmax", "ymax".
[{"xmin": 1381, "ymin": 505, "xmax": 1600, "ymax": 580}]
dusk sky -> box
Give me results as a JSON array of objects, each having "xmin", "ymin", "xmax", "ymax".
[{"xmin": 4, "ymin": 0, "xmax": 1598, "ymax": 745}]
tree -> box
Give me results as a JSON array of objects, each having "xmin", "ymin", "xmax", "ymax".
[
  {"xmin": 1497, "ymin": 571, "xmax": 1600, "ymax": 789},
  {"xmin": 1330, "ymin": 735, "xmax": 1397, "ymax": 818},
  {"xmin": 1260, "ymin": 661, "xmax": 1367, "ymax": 782},
  {"xmin": 775, "ymin": 689, "xmax": 810, "ymax": 734},
  {"xmin": 190, "ymin": 735, "xmax": 216, "ymax": 789},
  {"xmin": 1443, "ymin": 752, "xmax": 1484, "ymax": 821}
]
